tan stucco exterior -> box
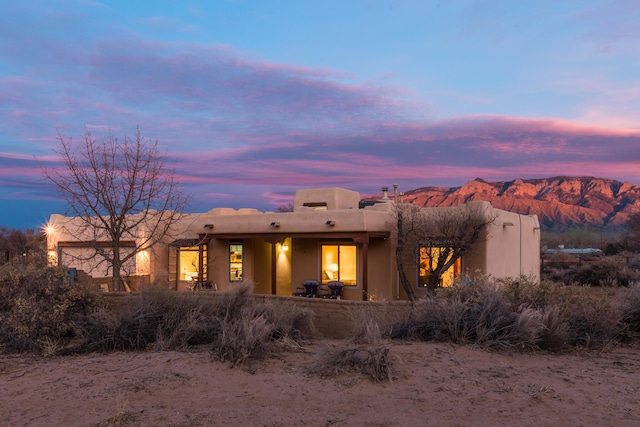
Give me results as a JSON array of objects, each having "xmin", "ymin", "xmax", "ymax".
[{"xmin": 46, "ymin": 187, "xmax": 540, "ymax": 299}]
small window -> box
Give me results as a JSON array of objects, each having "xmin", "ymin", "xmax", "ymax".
[
  {"xmin": 321, "ymin": 244, "xmax": 357, "ymax": 285},
  {"xmin": 419, "ymin": 246, "xmax": 460, "ymax": 288},
  {"xmin": 229, "ymin": 243, "xmax": 243, "ymax": 282}
]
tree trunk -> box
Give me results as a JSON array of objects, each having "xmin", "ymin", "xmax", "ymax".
[
  {"xmin": 396, "ymin": 211, "xmax": 416, "ymax": 301},
  {"xmin": 112, "ymin": 245, "xmax": 122, "ymax": 292}
]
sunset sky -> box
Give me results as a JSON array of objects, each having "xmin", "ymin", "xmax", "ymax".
[{"xmin": 2, "ymin": 0, "xmax": 640, "ymax": 229}]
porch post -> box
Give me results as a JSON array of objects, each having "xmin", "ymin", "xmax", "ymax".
[
  {"xmin": 262, "ymin": 237, "xmax": 282, "ymax": 296},
  {"xmin": 198, "ymin": 242, "xmax": 204, "ymax": 285},
  {"xmin": 271, "ymin": 242, "xmax": 277, "ymax": 295},
  {"xmin": 361, "ymin": 241, "xmax": 369, "ymax": 301},
  {"xmin": 354, "ymin": 235, "xmax": 369, "ymax": 301}
]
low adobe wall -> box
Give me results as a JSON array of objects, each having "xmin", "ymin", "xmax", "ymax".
[
  {"xmin": 255, "ymin": 295, "xmax": 412, "ymax": 339},
  {"xmin": 102, "ymin": 292, "xmax": 412, "ymax": 339}
]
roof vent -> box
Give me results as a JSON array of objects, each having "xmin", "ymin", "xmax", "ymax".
[{"xmin": 381, "ymin": 187, "xmax": 389, "ymax": 200}]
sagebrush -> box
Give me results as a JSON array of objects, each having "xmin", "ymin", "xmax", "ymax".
[
  {"xmin": 0, "ymin": 267, "xmax": 312, "ymax": 362},
  {"xmin": 0, "ymin": 264, "xmax": 96, "ymax": 353},
  {"xmin": 389, "ymin": 275, "xmax": 629, "ymax": 352}
]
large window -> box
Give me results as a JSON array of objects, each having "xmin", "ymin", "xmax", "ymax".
[
  {"xmin": 229, "ymin": 243, "xmax": 243, "ymax": 282},
  {"xmin": 321, "ymin": 244, "xmax": 357, "ymax": 285},
  {"xmin": 178, "ymin": 245, "xmax": 207, "ymax": 283},
  {"xmin": 419, "ymin": 246, "xmax": 460, "ymax": 288}
]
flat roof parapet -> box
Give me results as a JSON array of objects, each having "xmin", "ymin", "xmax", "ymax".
[
  {"xmin": 207, "ymin": 207, "xmax": 262, "ymax": 216},
  {"xmin": 293, "ymin": 188, "xmax": 361, "ymax": 211}
]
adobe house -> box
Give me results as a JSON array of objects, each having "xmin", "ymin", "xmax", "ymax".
[{"xmin": 46, "ymin": 187, "xmax": 540, "ymax": 300}]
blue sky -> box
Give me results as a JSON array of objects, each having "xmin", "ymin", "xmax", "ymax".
[{"xmin": 1, "ymin": 0, "xmax": 640, "ymax": 229}]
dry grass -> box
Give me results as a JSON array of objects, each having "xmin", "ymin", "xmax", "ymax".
[
  {"xmin": 0, "ymin": 267, "xmax": 313, "ymax": 365},
  {"xmin": 348, "ymin": 303, "xmax": 408, "ymax": 345},
  {"xmin": 388, "ymin": 275, "xmax": 633, "ymax": 352},
  {"xmin": 307, "ymin": 342, "xmax": 393, "ymax": 382},
  {"xmin": 73, "ymin": 283, "xmax": 313, "ymax": 363}
]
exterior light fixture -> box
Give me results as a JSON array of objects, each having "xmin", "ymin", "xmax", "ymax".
[
  {"xmin": 503, "ymin": 222, "xmax": 515, "ymax": 227},
  {"xmin": 204, "ymin": 224, "xmax": 214, "ymax": 229},
  {"xmin": 270, "ymin": 221, "xmax": 280, "ymax": 227},
  {"xmin": 326, "ymin": 220, "xmax": 335, "ymax": 226},
  {"xmin": 281, "ymin": 243, "xmax": 289, "ymax": 252}
]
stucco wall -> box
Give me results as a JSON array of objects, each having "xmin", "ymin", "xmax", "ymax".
[
  {"xmin": 293, "ymin": 187, "xmax": 361, "ymax": 211},
  {"xmin": 365, "ymin": 238, "xmax": 399, "ymax": 301},
  {"xmin": 290, "ymin": 239, "xmax": 321, "ymax": 291},
  {"xmin": 483, "ymin": 209, "xmax": 541, "ymax": 280}
]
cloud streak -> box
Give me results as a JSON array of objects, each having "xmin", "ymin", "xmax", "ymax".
[{"xmin": 1, "ymin": 2, "xmax": 640, "ymax": 228}]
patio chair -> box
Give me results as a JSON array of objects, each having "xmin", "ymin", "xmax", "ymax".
[
  {"xmin": 294, "ymin": 279, "xmax": 319, "ymax": 297},
  {"xmin": 327, "ymin": 281, "xmax": 344, "ymax": 299}
]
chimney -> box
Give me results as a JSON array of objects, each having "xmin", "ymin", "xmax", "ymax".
[
  {"xmin": 381, "ymin": 186, "xmax": 389, "ymax": 200},
  {"xmin": 393, "ymin": 184, "xmax": 398, "ymax": 202}
]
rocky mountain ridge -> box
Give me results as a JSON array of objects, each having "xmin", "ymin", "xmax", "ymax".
[{"xmin": 401, "ymin": 176, "xmax": 640, "ymax": 230}]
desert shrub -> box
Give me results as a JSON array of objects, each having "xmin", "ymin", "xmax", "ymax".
[
  {"xmin": 349, "ymin": 304, "xmax": 409, "ymax": 345},
  {"xmin": 209, "ymin": 305, "xmax": 272, "ymax": 366},
  {"xmin": 538, "ymin": 306, "xmax": 570, "ymax": 352},
  {"xmin": 435, "ymin": 273, "xmax": 494, "ymax": 301},
  {"xmin": 0, "ymin": 263, "xmax": 97, "ymax": 353},
  {"xmin": 488, "ymin": 277, "xmax": 621, "ymax": 349},
  {"xmin": 501, "ymin": 277, "xmax": 561, "ymax": 309},
  {"xmin": 468, "ymin": 290, "xmax": 544, "ymax": 351},
  {"xmin": 389, "ymin": 275, "xmax": 623, "ymax": 351},
  {"xmin": 307, "ymin": 343, "xmax": 393, "ymax": 382},
  {"xmin": 501, "ymin": 278, "xmax": 588, "ymax": 351},
  {"xmin": 391, "ymin": 281, "xmax": 544, "ymax": 350},
  {"xmin": 560, "ymin": 293, "xmax": 621, "ymax": 346},
  {"xmin": 209, "ymin": 284, "xmax": 313, "ymax": 365},
  {"xmin": 263, "ymin": 298, "xmax": 314, "ymax": 341},
  {"xmin": 569, "ymin": 258, "xmax": 638, "ymax": 287},
  {"xmin": 534, "ymin": 286, "xmax": 622, "ymax": 347},
  {"xmin": 79, "ymin": 284, "xmax": 313, "ymax": 358},
  {"xmin": 626, "ymin": 254, "xmax": 640, "ymax": 271},
  {"xmin": 618, "ymin": 283, "xmax": 640, "ymax": 340},
  {"xmin": 390, "ymin": 297, "xmax": 471, "ymax": 343},
  {"xmin": 541, "ymin": 266, "xmax": 580, "ymax": 285},
  {"xmin": 77, "ymin": 288, "xmax": 220, "ymax": 352}
]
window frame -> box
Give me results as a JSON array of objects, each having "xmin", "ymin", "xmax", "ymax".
[
  {"xmin": 417, "ymin": 245, "xmax": 461, "ymax": 289},
  {"xmin": 177, "ymin": 245, "xmax": 207, "ymax": 284},
  {"xmin": 229, "ymin": 242, "xmax": 244, "ymax": 283},
  {"xmin": 320, "ymin": 242, "xmax": 358, "ymax": 286}
]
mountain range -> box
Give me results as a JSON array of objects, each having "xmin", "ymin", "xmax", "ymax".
[{"xmin": 400, "ymin": 176, "xmax": 640, "ymax": 231}]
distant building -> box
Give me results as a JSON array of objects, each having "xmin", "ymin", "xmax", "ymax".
[
  {"xmin": 46, "ymin": 187, "xmax": 541, "ymax": 300},
  {"xmin": 543, "ymin": 245, "xmax": 604, "ymax": 257}
]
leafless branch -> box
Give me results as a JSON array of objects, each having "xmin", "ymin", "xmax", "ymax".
[{"xmin": 43, "ymin": 127, "xmax": 190, "ymax": 291}]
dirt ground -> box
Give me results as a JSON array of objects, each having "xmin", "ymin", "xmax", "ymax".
[{"xmin": 1, "ymin": 340, "xmax": 639, "ymax": 427}]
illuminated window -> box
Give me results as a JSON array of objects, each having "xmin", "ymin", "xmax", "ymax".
[
  {"xmin": 178, "ymin": 246, "xmax": 207, "ymax": 283},
  {"xmin": 321, "ymin": 244, "xmax": 357, "ymax": 286},
  {"xmin": 419, "ymin": 246, "xmax": 460, "ymax": 288},
  {"xmin": 229, "ymin": 243, "xmax": 243, "ymax": 282}
]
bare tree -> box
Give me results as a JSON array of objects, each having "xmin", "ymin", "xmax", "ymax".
[
  {"xmin": 44, "ymin": 127, "xmax": 189, "ymax": 291},
  {"xmin": 275, "ymin": 203, "xmax": 294, "ymax": 213},
  {"xmin": 393, "ymin": 202, "xmax": 497, "ymax": 301}
]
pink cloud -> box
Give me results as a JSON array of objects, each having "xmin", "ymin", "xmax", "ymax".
[{"xmin": 2, "ymin": 12, "xmax": 640, "ymax": 226}]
